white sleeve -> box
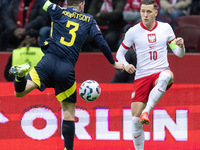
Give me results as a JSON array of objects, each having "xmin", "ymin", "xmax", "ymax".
[
  {"xmin": 116, "ymin": 27, "xmax": 134, "ymax": 66},
  {"xmin": 116, "ymin": 44, "xmax": 129, "ymax": 67}
]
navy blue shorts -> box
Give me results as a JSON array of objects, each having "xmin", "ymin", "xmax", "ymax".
[{"xmin": 27, "ymin": 53, "xmax": 76, "ymax": 103}]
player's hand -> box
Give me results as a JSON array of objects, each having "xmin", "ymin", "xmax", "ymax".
[
  {"xmin": 175, "ymin": 37, "xmax": 184, "ymax": 48},
  {"xmin": 125, "ymin": 64, "xmax": 136, "ymax": 74},
  {"xmin": 113, "ymin": 62, "xmax": 124, "ymax": 71}
]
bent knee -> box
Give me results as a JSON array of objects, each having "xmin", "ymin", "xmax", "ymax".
[{"xmin": 159, "ymin": 71, "xmax": 173, "ymax": 83}]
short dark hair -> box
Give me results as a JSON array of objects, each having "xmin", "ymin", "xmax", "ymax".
[
  {"xmin": 67, "ymin": 0, "xmax": 84, "ymax": 6},
  {"xmin": 141, "ymin": 0, "xmax": 158, "ymax": 10}
]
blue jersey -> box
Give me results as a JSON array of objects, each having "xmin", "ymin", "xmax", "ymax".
[{"xmin": 43, "ymin": 4, "xmax": 101, "ymax": 65}]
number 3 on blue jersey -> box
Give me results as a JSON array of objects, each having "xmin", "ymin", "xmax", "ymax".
[{"xmin": 60, "ymin": 20, "xmax": 79, "ymax": 47}]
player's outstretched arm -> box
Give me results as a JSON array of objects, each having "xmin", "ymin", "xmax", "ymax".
[{"xmin": 169, "ymin": 37, "xmax": 185, "ymax": 58}]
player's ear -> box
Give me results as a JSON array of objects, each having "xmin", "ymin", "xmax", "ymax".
[
  {"xmin": 78, "ymin": 2, "xmax": 83, "ymax": 12},
  {"xmin": 155, "ymin": 9, "xmax": 158, "ymax": 17}
]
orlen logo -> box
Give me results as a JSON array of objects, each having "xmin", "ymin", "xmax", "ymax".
[{"xmin": 1, "ymin": 107, "xmax": 188, "ymax": 141}]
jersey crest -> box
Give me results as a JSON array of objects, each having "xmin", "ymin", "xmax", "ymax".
[{"xmin": 148, "ymin": 34, "xmax": 156, "ymax": 43}]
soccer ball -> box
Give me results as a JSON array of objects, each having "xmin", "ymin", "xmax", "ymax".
[{"xmin": 79, "ymin": 80, "xmax": 101, "ymax": 101}]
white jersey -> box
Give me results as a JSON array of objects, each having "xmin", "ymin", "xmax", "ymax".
[{"xmin": 122, "ymin": 21, "xmax": 175, "ymax": 80}]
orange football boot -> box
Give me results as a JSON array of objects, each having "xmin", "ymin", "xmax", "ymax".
[{"xmin": 138, "ymin": 112, "xmax": 150, "ymax": 125}]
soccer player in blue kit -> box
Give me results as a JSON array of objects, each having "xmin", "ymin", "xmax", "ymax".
[{"xmin": 9, "ymin": 0, "xmax": 124, "ymax": 149}]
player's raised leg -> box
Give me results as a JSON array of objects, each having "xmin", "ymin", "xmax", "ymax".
[
  {"xmin": 139, "ymin": 70, "xmax": 173, "ymax": 124},
  {"xmin": 61, "ymin": 102, "xmax": 76, "ymax": 150},
  {"xmin": 9, "ymin": 63, "xmax": 38, "ymax": 97}
]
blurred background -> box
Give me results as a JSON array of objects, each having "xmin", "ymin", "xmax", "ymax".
[{"xmin": 0, "ymin": 0, "xmax": 200, "ymax": 83}]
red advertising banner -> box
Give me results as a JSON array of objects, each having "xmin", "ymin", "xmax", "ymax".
[{"xmin": 0, "ymin": 83, "xmax": 200, "ymax": 150}]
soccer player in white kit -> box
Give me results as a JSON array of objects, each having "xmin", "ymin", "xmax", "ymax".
[{"xmin": 116, "ymin": 0, "xmax": 185, "ymax": 149}]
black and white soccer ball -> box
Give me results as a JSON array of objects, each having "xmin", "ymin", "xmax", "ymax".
[{"xmin": 79, "ymin": 80, "xmax": 101, "ymax": 101}]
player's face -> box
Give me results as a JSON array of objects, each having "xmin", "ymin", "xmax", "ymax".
[{"xmin": 140, "ymin": 4, "xmax": 158, "ymax": 29}]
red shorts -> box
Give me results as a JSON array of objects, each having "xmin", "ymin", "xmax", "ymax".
[{"xmin": 131, "ymin": 72, "xmax": 172, "ymax": 103}]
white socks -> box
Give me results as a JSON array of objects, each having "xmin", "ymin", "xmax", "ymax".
[
  {"xmin": 142, "ymin": 71, "xmax": 172, "ymax": 114},
  {"xmin": 132, "ymin": 117, "xmax": 145, "ymax": 150}
]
